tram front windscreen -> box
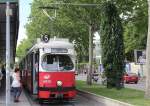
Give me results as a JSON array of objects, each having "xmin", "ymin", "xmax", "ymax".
[{"xmin": 41, "ymin": 54, "xmax": 74, "ymax": 71}]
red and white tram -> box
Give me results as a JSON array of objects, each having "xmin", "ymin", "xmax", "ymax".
[{"xmin": 19, "ymin": 37, "xmax": 76, "ymax": 101}]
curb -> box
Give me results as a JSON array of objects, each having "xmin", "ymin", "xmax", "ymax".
[{"xmin": 77, "ymin": 89, "xmax": 133, "ymax": 106}]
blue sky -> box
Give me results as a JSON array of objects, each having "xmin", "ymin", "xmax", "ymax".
[{"xmin": 17, "ymin": 0, "xmax": 33, "ymax": 46}]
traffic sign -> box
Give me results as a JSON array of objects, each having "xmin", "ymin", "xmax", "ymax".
[{"xmin": 134, "ymin": 50, "xmax": 146, "ymax": 64}]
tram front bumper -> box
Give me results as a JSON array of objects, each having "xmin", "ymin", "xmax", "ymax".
[{"xmin": 38, "ymin": 86, "xmax": 76, "ymax": 99}]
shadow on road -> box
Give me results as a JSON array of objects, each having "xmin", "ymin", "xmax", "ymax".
[{"xmin": 40, "ymin": 100, "xmax": 76, "ymax": 106}]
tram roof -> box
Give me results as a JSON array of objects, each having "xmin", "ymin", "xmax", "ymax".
[
  {"xmin": 29, "ymin": 38, "xmax": 74, "ymax": 52},
  {"xmin": 0, "ymin": 2, "xmax": 19, "ymax": 62}
]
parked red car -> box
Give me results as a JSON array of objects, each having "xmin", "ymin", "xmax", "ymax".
[{"xmin": 123, "ymin": 73, "xmax": 139, "ymax": 84}]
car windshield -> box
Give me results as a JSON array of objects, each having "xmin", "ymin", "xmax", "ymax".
[{"xmin": 41, "ymin": 54, "xmax": 74, "ymax": 71}]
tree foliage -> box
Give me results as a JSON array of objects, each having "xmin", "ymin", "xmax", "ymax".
[
  {"xmin": 17, "ymin": 0, "xmax": 102, "ymax": 61},
  {"xmin": 17, "ymin": 0, "xmax": 148, "ymax": 64},
  {"xmin": 100, "ymin": 1, "xmax": 125, "ymax": 89},
  {"xmin": 17, "ymin": 0, "xmax": 148, "ymax": 63},
  {"xmin": 16, "ymin": 39, "xmax": 32, "ymax": 59},
  {"xmin": 123, "ymin": 0, "xmax": 148, "ymax": 61},
  {"xmin": 16, "ymin": 0, "xmax": 149, "ymax": 89}
]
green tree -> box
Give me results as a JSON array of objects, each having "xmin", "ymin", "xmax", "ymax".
[
  {"xmin": 100, "ymin": 1, "xmax": 125, "ymax": 89},
  {"xmin": 123, "ymin": 0, "xmax": 148, "ymax": 61},
  {"xmin": 65, "ymin": 0, "xmax": 102, "ymax": 85},
  {"xmin": 18, "ymin": 0, "xmax": 148, "ymax": 61},
  {"xmin": 16, "ymin": 39, "xmax": 32, "ymax": 59},
  {"xmin": 17, "ymin": 0, "xmax": 148, "ymax": 61}
]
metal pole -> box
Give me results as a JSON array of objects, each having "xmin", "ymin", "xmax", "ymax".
[
  {"xmin": 6, "ymin": 2, "xmax": 11, "ymax": 106},
  {"xmin": 140, "ymin": 64, "xmax": 144, "ymax": 77}
]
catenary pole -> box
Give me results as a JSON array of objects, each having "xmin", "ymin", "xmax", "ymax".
[{"xmin": 6, "ymin": 2, "xmax": 11, "ymax": 106}]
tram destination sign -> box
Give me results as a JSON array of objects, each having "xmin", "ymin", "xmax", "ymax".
[{"xmin": 51, "ymin": 48, "xmax": 68, "ymax": 53}]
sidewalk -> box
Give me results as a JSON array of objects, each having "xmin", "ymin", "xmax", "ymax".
[{"xmin": 0, "ymin": 80, "xmax": 31, "ymax": 106}]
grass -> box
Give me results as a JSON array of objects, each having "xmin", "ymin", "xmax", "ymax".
[{"xmin": 76, "ymin": 80, "xmax": 150, "ymax": 106}]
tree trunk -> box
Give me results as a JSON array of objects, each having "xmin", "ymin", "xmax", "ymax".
[
  {"xmin": 145, "ymin": 0, "xmax": 150, "ymax": 98},
  {"xmin": 87, "ymin": 25, "xmax": 93, "ymax": 85}
]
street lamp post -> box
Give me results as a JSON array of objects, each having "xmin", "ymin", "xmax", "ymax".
[{"xmin": 6, "ymin": 2, "xmax": 12, "ymax": 106}]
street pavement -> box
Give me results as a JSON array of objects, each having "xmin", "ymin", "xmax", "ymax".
[
  {"xmin": 0, "ymin": 79, "xmax": 31, "ymax": 106},
  {"xmin": 76, "ymin": 73, "xmax": 145, "ymax": 91},
  {"xmin": 26, "ymin": 94, "xmax": 106, "ymax": 106}
]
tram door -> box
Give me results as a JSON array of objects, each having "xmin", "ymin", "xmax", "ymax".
[{"xmin": 32, "ymin": 52, "xmax": 39, "ymax": 94}]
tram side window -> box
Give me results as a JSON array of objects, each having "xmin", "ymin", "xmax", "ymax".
[
  {"xmin": 35, "ymin": 52, "xmax": 39, "ymax": 71},
  {"xmin": 25, "ymin": 58, "xmax": 27, "ymax": 70},
  {"xmin": 30, "ymin": 53, "xmax": 33, "ymax": 71},
  {"xmin": 23, "ymin": 59, "xmax": 25, "ymax": 69},
  {"xmin": 27, "ymin": 55, "xmax": 30, "ymax": 70},
  {"xmin": 35, "ymin": 52, "xmax": 39, "ymax": 63}
]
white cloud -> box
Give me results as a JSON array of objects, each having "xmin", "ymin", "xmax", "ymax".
[
  {"xmin": 17, "ymin": 25, "xmax": 27, "ymax": 47},
  {"xmin": 17, "ymin": 0, "xmax": 32, "ymax": 47}
]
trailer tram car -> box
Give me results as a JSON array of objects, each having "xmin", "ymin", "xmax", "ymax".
[{"xmin": 19, "ymin": 37, "xmax": 76, "ymax": 102}]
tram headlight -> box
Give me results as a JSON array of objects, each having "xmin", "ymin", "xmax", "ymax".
[{"xmin": 57, "ymin": 81, "xmax": 63, "ymax": 86}]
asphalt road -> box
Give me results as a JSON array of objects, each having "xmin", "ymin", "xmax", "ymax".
[
  {"xmin": 1, "ymin": 73, "xmax": 145, "ymax": 106},
  {"xmin": 125, "ymin": 81, "xmax": 145, "ymax": 91},
  {"xmin": 0, "ymin": 83, "xmax": 105, "ymax": 106},
  {"xmin": 26, "ymin": 92, "xmax": 105, "ymax": 106},
  {"xmin": 0, "ymin": 77, "xmax": 105, "ymax": 106}
]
